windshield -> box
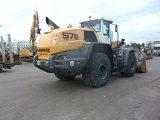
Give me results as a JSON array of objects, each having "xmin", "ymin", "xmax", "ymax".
[{"xmin": 81, "ymin": 19, "xmax": 100, "ymax": 32}]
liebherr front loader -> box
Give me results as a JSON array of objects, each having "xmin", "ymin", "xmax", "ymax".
[{"xmin": 33, "ymin": 16, "xmax": 145, "ymax": 88}]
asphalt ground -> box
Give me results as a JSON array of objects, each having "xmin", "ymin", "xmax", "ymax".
[{"xmin": 0, "ymin": 57, "xmax": 160, "ymax": 120}]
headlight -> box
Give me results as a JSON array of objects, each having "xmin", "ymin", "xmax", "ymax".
[{"xmin": 54, "ymin": 34, "xmax": 57, "ymax": 38}]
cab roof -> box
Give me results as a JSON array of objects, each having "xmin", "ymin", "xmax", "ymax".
[{"xmin": 80, "ymin": 18, "xmax": 114, "ymax": 24}]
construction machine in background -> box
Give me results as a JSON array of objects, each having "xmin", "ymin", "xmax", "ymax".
[
  {"xmin": 20, "ymin": 11, "xmax": 41, "ymax": 62},
  {"xmin": 33, "ymin": 16, "xmax": 147, "ymax": 88},
  {"xmin": 144, "ymin": 48, "xmax": 153, "ymax": 60},
  {"xmin": 13, "ymin": 52, "xmax": 21, "ymax": 65},
  {"xmin": 0, "ymin": 34, "xmax": 14, "ymax": 71}
]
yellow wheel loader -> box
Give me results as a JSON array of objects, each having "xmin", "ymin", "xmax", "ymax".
[{"xmin": 33, "ymin": 16, "xmax": 146, "ymax": 88}]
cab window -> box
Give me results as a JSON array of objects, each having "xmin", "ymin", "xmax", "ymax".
[{"xmin": 84, "ymin": 31, "xmax": 98, "ymax": 42}]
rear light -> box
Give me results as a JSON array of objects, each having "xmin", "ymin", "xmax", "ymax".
[{"xmin": 57, "ymin": 55, "xmax": 67, "ymax": 60}]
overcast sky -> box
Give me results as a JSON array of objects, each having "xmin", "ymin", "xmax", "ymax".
[{"xmin": 0, "ymin": 0, "xmax": 160, "ymax": 44}]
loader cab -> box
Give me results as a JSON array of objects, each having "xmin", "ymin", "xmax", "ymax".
[{"xmin": 80, "ymin": 18, "xmax": 115, "ymax": 44}]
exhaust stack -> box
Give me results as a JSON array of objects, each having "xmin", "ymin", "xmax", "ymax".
[{"xmin": 46, "ymin": 17, "xmax": 59, "ymax": 30}]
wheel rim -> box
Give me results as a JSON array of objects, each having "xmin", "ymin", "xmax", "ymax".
[
  {"xmin": 98, "ymin": 63, "xmax": 108, "ymax": 79},
  {"xmin": 130, "ymin": 60, "xmax": 135, "ymax": 72}
]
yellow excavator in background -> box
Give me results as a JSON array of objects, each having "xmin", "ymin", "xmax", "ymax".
[{"xmin": 20, "ymin": 11, "xmax": 41, "ymax": 62}]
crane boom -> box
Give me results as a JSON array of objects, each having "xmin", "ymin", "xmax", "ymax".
[
  {"xmin": 20, "ymin": 11, "xmax": 41, "ymax": 62},
  {"xmin": 30, "ymin": 11, "xmax": 41, "ymax": 55}
]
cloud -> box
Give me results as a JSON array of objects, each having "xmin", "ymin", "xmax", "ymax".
[{"xmin": 0, "ymin": 0, "xmax": 160, "ymax": 44}]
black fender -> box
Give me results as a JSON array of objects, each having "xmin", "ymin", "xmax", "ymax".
[
  {"xmin": 123, "ymin": 49, "xmax": 135, "ymax": 66},
  {"xmin": 80, "ymin": 43, "xmax": 114, "ymax": 69}
]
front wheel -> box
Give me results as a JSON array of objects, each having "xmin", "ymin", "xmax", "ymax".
[
  {"xmin": 82, "ymin": 53, "xmax": 111, "ymax": 88},
  {"xmin": 120, "ymin": 52, "xmax": 136, "ymax": 77}
]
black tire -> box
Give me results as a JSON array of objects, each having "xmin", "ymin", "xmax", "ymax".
[
  {"xmin": 54, "ymin": 72, "xmax": 76, "ymax": 81},
  {"xmin": 82, "ymin": 53, "xmax": 111, "ymax": 88},
  {"xmin": 120, "ymin": 52, "xmax": 136, "ymax": 77}
]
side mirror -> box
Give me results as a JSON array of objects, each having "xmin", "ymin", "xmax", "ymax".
[{"xmin": 115, "ymin": 25, "xmax": 118, "ymax": 32}]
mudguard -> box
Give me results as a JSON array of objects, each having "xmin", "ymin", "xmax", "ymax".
[
  {"xmin": 80, "ymin": 43, "xmax": 114, "ymax": 69},
  {"xmin": 123, "ymin": 49, "xmax": 135, "ymax": 66}
]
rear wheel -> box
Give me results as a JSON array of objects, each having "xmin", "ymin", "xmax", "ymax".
[
  {"xmin": 82, "ymin": 53, "xmax": 111, "ymax": 88},
  {"xmin": 120, "ymin": 52, "xmax": 136, "ymax": 77},
  {"xmin": 54, "ymin": 72, "xmax": 76, "ymax": 81}
]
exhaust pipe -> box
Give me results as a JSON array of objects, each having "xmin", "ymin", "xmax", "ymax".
[{"xmin": 45, "ymin": 17, "xmax": 59, "ymax": 30}]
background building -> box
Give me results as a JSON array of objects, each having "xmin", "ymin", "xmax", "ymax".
[
  {"xmin": 12, "ymin": 40, "xmax": 29, "ymax": 54},
  {"xmin": 17, "ymin": 41, "xmax": 30, "ymax": 49},
  {"xmin": 153, "ymin": 40, "xmax": 160, "ymax": 52}
]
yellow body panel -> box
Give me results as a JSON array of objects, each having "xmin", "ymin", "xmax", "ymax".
[
  {"xmin": 37, "ymin": 28, "xmax": 85, "ymax": 60},
  {"xmin": 20, "ymin": 49, "xmax": 33, "ymax": 57}
]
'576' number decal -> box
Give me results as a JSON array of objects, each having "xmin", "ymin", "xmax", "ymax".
[{"xmin": 62, "ymin": 32, "xmax": 79, "ymax": 40}]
